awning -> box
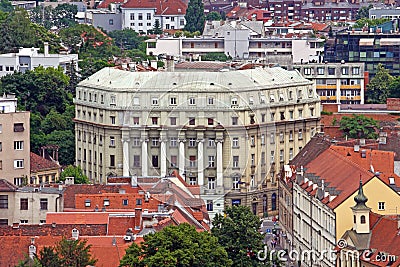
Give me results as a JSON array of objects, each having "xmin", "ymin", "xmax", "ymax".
[{"xmin": 359, "ymin": 38, "xmax": 374, "ymax": 46}]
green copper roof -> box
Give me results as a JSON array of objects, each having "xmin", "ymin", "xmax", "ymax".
[{"xmin": 353, "ymin": 180, "xmax": 369, "ymax": 210}]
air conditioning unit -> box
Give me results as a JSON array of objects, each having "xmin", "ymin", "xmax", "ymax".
[{"xmin": 123, "ymin": 235, "xmax": 132, "ymax": 241}]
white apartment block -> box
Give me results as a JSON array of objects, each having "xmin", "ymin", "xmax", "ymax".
[
  {"xmin": 0, "ymin": 43, "xmax": 78, "ymax": 78},
  {"xmin": 74, "ymin": 66, "xmax": 321, "ymax": 218},
  {"xmin": 294, "ymin": 62, "xmax": 365, "ymax": 104},
  {"xmin": 121, "ymin": 0, "xmax": 186, "ymax": 33},
  {"xmin": 0, "ymin": 94, "xmax": 30, "ymax": 186}
]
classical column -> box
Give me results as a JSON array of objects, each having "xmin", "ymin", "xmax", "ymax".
[
  {"xmin": 179, "ymin": 138, "xmax": 186, "ymax": 177},
  {"xmin": 122, "ymin": 138, "xmax": 130, "ymax": 177},
  {"xmin": 216, "ymin": 139, "xmax": 223, "ymax": 186},
  {"xmin": 160, "ymin": 132, "xmax": 167, "ymax": 177},
  {"xmin": 197, "ymin": 138, "xmax": 204, "ymax": 186},
  {"xmin": 141, "ymin": 133, "xmax": 148, "ymax": 177}
]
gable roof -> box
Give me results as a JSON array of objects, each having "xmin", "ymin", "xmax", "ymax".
[
  {"xmin": 0, "ymin": 179, "xmax": 18, "ymax": 192},
  {"xmin": 97, "ymin": 0, "xmax": 125, "ymax": 9},
  {"xmin": 30, "ymin": 152, "xmax": 60, "ymax": 173},
  {"xmin": 290, "ymin": 134, "xmax": 331, "ymax": 167},
  {"xmin": 122, "ymin": 0, "xmax": 187, "ymax": 16}
]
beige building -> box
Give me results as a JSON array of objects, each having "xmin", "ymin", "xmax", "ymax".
[
  {"xmin": 74, "ymin": 67, "xmax": 321, "ymax": 218},
  {"xmin": 294, "ymin": 62, "xmax": 366, "ymax": 104},
  {"xmin": 0, "ymin": 94, "xmax": 30, "ymax": 186},
  {"xmin": 0, "ymin": 179, "xmax": 64, "ymax": 225}
]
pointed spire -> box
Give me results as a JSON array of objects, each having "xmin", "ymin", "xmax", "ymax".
[{"xmin": 353, "ymin": 179, "xmax": 369, "ymax": 210}]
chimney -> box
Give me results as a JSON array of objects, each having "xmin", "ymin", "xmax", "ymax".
[
  {"xmin": 166, "ymin": 55, "xmax": 174, "ymax": 72},
  {"xmin": 131, "ymin": 175, "xmax": 138, "ymax": 187},
  {"xmin": 134, "ymin": 208, "xmax": 142, "ymax": 231},
  {"xmin": 44, "ymin": 42, "xmax": 49, "ymax": 57}
]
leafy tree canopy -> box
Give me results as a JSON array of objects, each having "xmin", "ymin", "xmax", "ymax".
[
  {"xmin": 355, "ymin": 4, "xmax": 373, "ymax": 20},
  {"xmin": 353, "ymin": 17, "xmax": 390, "ymax": 29},
  {"xmin": 212, "ymin": 205, "xmax": 278, "ymax": 266},
  {"xmin": 0, "ymin": 0, "xmax": 12, "ymax": 12},
  {"xmin": 108, "ymin": 28, "xmax": 148, "ymax": 50},
  {"xmin": 206, "ymin": 11, "xmax": 222, "ymax": 21},
  {"xmin": 60, "ymin": 165, "xmax": 89, "ymax": 184},
  {"xmin": 366, "ymin": 63, "xmax": 394, "ymax": 104},
  {"xmin": 184, "ymin": 0, "xmax": 205, "ymax": 33},
  {"xmin": 35, "ymin": 238, "xmax": 97, "ymax": 267},
  {"xmin": 30, "ymin": 4, "xmax": 77, "ymax": 30},
  {"xmin": 201, "ymin": 52, "xmax": 231, "ymax": 61},
  {"xmin": 339, "ymin": 114, "xmax": 379, "ymax": 139},
  {"xmin": 120, "ymin": 223, "xmax": 232, "ymax": 267},
  {"xmin": 389, "ymin": 76, "xmax": 400, "ymax": 98}
]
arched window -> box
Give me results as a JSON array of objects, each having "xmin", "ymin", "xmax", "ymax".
[
  {"xmin": 252, "ymin": 198, "xmax": 258, "ymax": 215},
  {"xmin": 361, "ymin": 215, "xmax": 366, "ymax": 224},
  {"xmin": 271, "ymin": 193, "xmax": 277, "ymax": 211}
]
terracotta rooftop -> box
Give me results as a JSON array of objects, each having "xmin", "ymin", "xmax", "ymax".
[
  {"xmin": 290, "ymin": 134, "xmax": 332, "ymax": 167},
  {"xmin": 0, "ymin": 179, "xmax": 18, "ymax": 192},
  {"xmin": 97, "ymin": 0, "xmax": 124, "ymax": 9},
  {"xmin": 30, "ymin": 152, "xmax": 60, "ymax": 173},
  {"xmin": 122, "ymin": 0, "xmax": 187, "ymax": 16}
]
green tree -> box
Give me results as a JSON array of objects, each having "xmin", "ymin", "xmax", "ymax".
[
  {"xmin": 340, "ymin": 114, "xmax": 378, "ymax": 139},
  {"xmin": 52, "ymin": 4, "xmax": 77, "ymax": 29},
  {"xmin": 60, "ymin": 165, "xmax": 89, "ymax": 184},
  {"xmin": 184, "ymin": 0, "xmax": 205, "ymax": 33},
  {"xmin": 201, "ymin": 52, "xmax": 230, "ymax": 61},
  {"xmin": 356, "ymin": 4, "xmax": 373, "ymax": 20},
  {"xmin": 0, "ymin": 0, "xmax": 12, "ymax": 12},
  {"xmin": 108, "ymin": 28, "xmax": 148, "ymax": 50},
  {"xmin": 212, "ymin": 205, "xmax": 278, "ymax": 267},
  {"xmin": 389, "ymin": 76, "xmax": 400, "ymax": 98},
  {"xmin": 366, "ymin": 64, "xmax": 394, "ymax": 104},
  {"xmin": 152, "ymin": 19, "xmax": 162, "ymax": 34},
  {"xmin": 353, "ymin": 18, "xmax": 390, "ymax": 29},
  {"xmin": 206, "ymin": 11, "xmax": 222, "ymax": 21},
  {"xmin": 120, "ymin": 224, "xmax": 232, "ymax": 267},
  {"xmin": 35, "ymin": 238, "xmax": 97, "ymax": 267}
]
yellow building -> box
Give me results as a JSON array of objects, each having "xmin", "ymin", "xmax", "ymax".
[{"xmin": 30, "ymin": 152, "xmax": 61, "ymax": 184}]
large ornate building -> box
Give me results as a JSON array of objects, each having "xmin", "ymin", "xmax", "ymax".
[{"xmin": 74, "ymin": 66, "xmax": 321, "ymax": 218}]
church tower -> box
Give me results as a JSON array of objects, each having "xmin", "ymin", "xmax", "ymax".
[{"xmin": 351, "ymin": 180, "xmax": 371, "ymax": 234}]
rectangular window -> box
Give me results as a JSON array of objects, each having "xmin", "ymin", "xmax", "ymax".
[
  {"xmin": 289, "ymin": 148, "xmax": 293, "ymax": 160},
  {"xmin": 189, "ymin": 117, "xmax": 195, "ymax": 125},
  {"xmin": 233, "ymin": 156, "xmax": 239, "ymax": 168},
  {"xmin": 152, "ymin": 138, "xmax": 159, "ymax": 147},
  {"xmin": 133, "ymin": 97, "xmax": 139, "ymax": 105},
  {"xmin": 232, "ymin": 117, "xmax": 238, "ymax": 125},
  {"xmin": 133, "ymin": 117, "xmax": 140, "ymax": 125},
  {"xmin": 298, "ymin": 129, "xmax": 303, "ymax": 139},
  {"xmin": 208, "ymin": 138, "xmax": 215, "ymax": 147},
  {"xmin": 261, "ymin": 134, "xmax": 265, "ymax": 145},
  {"xmin": 251, "ymin": 154, "xmax": 255, "ymax": 166},
  {"xmin": 20, "ymin": 198, "xmax": 28, "ymax": 210},
  {"xmin": 232, "ymin": 137, "xmax": 239, "ymax": 148},
  {"xmin": 208, "ymin": 177, "xmax": 215, "ymax": 190},
  {"xmin": 352, "ymin": 67, "xmax": 360, "ymax": 75},
  {"xmin": 189, "ymin": 177, "xmax": 196, "ymax": 185},
  {"xmin": 231, "ymin": 97, "xmax": 238, "ymax": 106},
  {"xmin": 85, "ymin": 199, "xmax": 91, "ymax": 207},
  {"xmin": 152, "ymin": 155, "xmax": 159, "ymax": 167},
  {"xmin": 170, "ymin": 117, "xmax": 177, "ymax": 125},
  {"xmin": 232, "ymin": 176, "xmax": 240, "ymax": 189},
  {"xmin": 208, "ymin": 156, "xmax": 215, "ymax": 167},
  {"xmin": 170, "ymin": 97, "xmax": 177, "ymax": 105},
  {"xmin": 342, "ymin": 67, "xmax": 349, "ymax": 75},
  {"xmin": 208, "ymin": 97, "xmax": 214, "ymax": 105},
  {"xmin": 208, "ymin": 118, "xmax": 213, "ymax": 126},
  {"xmin": 271, "ymin": 150, "xmax": 275, "ymax": 162},
  {"xmin": 111, "ymin": 116, "xmax": 116, "ymax": 125},
  {"xmin": 170, "ymin": 155, "xmax": 177, "ymax": 167},
  {"xmin": 152, "ymin": 117, "xmax": 158, "ymax": 125},
  {"xmin": 170, "ymin": 137, "xmax": 177, "ymax": 147},
  {"xmin": 14, "ymin": 160, "xmax": 24, "ymax": 169},
  {"xmin": 133, "ymin": 137, "xmax": 140, "ymax": 146},
  {"xmin": 189, "ymin": 97, "xmax": 196, "ymax": 105},
  {"xmin": 14, "ymin": 123, "xmax": 24, "ymax": 132},
  {"xmin": 270, "ymin": 132, "xmax": 275, "ymax": 144},
  {"xmin": 189, "ymin": 138, "xmax": 196, "ymax": 147},
  {"xmin": 133, "ymin": 155, "xmax": 140, "ymax": 167},
  {"xmin": 206, "ymin": 200, "xmax": 213, "ymax": 211},
  {"xmin": 104, "ymin": 199, "xmax": 110, "ymax": 206},
  {"xmin": 152, "ymin": 97, "xmax": 158, "ymax": 105},
  {"xmin": 0, "ymin": 219, "xmax": 8, "ymax": 225},
  {"xmin": 130, "ymin": 13, "xmax": 135, "ymax": 20},
  {"xmin": 0, "ymin": 142, "xmax": 2, "ymax": 152},
  {"xmin": 147, "ymin": 13, "xmax": 151, "ymax": 20},
  {"xmin": 110, "ymin": 155, "xmax": 115, "ymax": 167},
  {"xmin": 304, "ymin": 68, "xmax": 311, "ymax": 75},
  {"xmin": 189, "ymin": 155, "xmax": 196, "ymax": 167},
  {"xmin": 123, "ymin": 199, "xmax": 129, "ymax": 206},
  {"xmin": 378, "ymin": 202, "xmax": 385, "ymax": 210},
  {"xmin": 136, "ymin": 199, "xmax": 142, "ymax": 205},
  {"xmin": 14, "ymin": 141, "xmax": 24, "ymax": 150},
  {"xmin": 40, "ymin": 198, "xmax": 48, "ymax": 210},
  {"xmin": 280, "ymin": 150, "xmax": 284, "ymax": 162},
  {"xmin": 317, "ymin": 67, "xmax": 324, "ymax": 75},
  {"xmin": 0, "ymin": 195, "xmax": 8, "ymax": 209},
  {"xmin": 110, "ymin": 136, "xmax": 115, "ymax": 147},
  {"xmin": 138, "ymin": 13, "xmax": 143, "ymax": 20}
]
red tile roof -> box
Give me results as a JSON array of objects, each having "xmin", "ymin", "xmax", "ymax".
[
  {"xmin": 97, "ymin": 0, "xmax": 125, "ymax": 9},
  {"xmin": 0, "ymin": 178, "xmax": 18, "ymax": 192},
  {"xmin": 122, "ymin": 0, "xmax": 187, "ymax": 16},
  {"xmin": 305, "ymin": 148, "xmax": 375, "ymax": 209},
  {"xmin": 46, "ymin": 212, "xmax": 110, "ymax": 225},
  {"xmin": 368, "ymin": 213, "xmax": 400, "ymax": 258},
  {"xmin": 30, "ymin": 152, "xmax": 60, "ymax": 173}
]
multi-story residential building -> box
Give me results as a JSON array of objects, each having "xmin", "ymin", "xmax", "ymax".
[
  {"xmin": 84, "ymin": 9, "xmax": 123, "ymax": 32},
  {"xmin": 369, "ymin": 7, "xmax": 400, "ymax": 19},
  {"xmin": 121, "ymin": 0, "xmax": 187, "ymax": 33},
  {"xmin": 267, "ymin": 0, "xmax": 302, "ymax": 21},
  {"xmin": 0, "ymin": 94, "xmax": 30, "ymax": 186},
  {"xmin": 324, "ymin": 25, "xmax": 400, "ymax": 77},
  {"xmin": 146, "ymin": 22, "xmax": 325, "ymax": 63},
  {"xmin": 289, "ymin": 143, "xmax": 400, "ymax": 267},
  {"xmin": 0, "ymin": 179, "xmax": 64, "ymax": 226},
  {"xmin": 300, "ymin": 2, "xmax": 359, "ymax": 22},
  {"xmin": 74, "ymin": 66, "xmax": 321, "ymax": 218},
  {"xmin": 0, "ymin": 43, "xmax": 78, "ymax": 78},
  {"xmin": 294, "ymin": 62, "xmax": 366, "ymax": 104}
]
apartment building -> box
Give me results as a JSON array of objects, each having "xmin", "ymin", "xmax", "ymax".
[
  {"xmin": 294, "ymin": 62, "xmax": 366, "ymax": 104},
  {"xmin": 0, "ymin": 94, "xmax": 30, "ymax": 186},
  {"xmin": 74, "ymin": 66, "xmax": 321, "ymax": 218},
  {"xmin": 0, "ymin": 43, "xmax": 78, "ymax": 78}
]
